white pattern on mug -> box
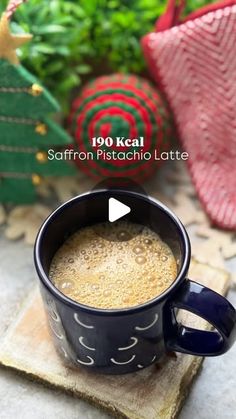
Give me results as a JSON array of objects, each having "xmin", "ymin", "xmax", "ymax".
[
  {"xmin": 135, "ymin": 313, "xmax": 159, "ymax": 331},
  {"xmin": 79, "ymin": 336, "xmax": 96, "ymax": 351},
  {"xmin": 49, "ymin": 322, "xmax": 64, "ymax": 340},
  {"xmin": 74, "ymin": 313, "xmax": 94, "ymax": 329},
  {"xmin": 111, "ymin": 354, "xmax": 136, "ymax": 365},
  {"xmin": 118, "ymin": 337, "xmax": 138, "ymax": 351},
  {"xmin": 61, "ymin": 346, "xmax": 68, "ymax": 358},
  {"xmin": 76, "ymin": 355, "xmax": 95, "ymax": 366},
  {"xmin": 49, "ymin": 308, "xmax": 61, "ymax": 322},
  {"xmin": 137, "ymin": 355, "xmax": 157, "ymax": 369}
]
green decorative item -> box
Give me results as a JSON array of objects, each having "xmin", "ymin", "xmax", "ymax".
[
  {"xmin": 0, "ymin": 0, "xmax": 213, "ymax": 110},
  {"xmin": 0, "ymin": 11, "xmax": 75, "ymax": 204}
]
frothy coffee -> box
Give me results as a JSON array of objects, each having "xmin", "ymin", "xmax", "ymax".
[{"xmin": 49, "ymin": 221, "xmax": 177, "ymax": 309}]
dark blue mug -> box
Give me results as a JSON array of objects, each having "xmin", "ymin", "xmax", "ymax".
[{"xmin": 34, "ymin": 190, "xmax": 236, "ymax": 374}]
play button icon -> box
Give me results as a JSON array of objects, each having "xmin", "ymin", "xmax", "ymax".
[
  {"xmin": 88, "ymin": 177, "xmax": 148, "ymax": 241},
  {"xmin": 109, "ymin": 198, "xmax": 131, "ymax": 222}
]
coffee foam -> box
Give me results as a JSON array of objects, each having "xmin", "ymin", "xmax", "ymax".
[{"xmin": 49, "ymin": 221, "xmax": 177, "ymax": 309}]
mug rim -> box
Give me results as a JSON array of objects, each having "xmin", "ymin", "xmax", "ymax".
[{"xmin": 34, "ymin": 190, "xmax": 191, "ymax": 316}]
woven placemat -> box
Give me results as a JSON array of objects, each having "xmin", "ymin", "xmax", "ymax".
[{"xmin": 0, "ymin": 259, "xmax": 230, "ymax": 419}]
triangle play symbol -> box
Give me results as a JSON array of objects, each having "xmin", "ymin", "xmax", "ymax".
[{"xmin": 108, "ymin": 198, "xmax": 131, "ymax": 222}]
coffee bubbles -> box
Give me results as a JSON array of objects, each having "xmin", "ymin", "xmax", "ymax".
[
  {"xmin": 49, "ymin": 221, "xmax": 177, "ymax": 309},
  {"xmin": 133, "ymin": 245, "xmax": 144, "ymax": 255},
  {"xmin": 135, "ymin": 255, "xmax": 147, "ymax": 265},
  {"xmin": 117, "ymin": 230, "xmax": 130, "ymax": 241}
]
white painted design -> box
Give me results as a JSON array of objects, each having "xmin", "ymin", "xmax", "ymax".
[
  {"xmin": 111, "ymin": 354, "xmax": 136, "ymax": 365},
  {"xmin": 47, "ymin": 298, "xmax": 54, "ymax": 307},
  {"xmin": 137, "ymin": 355, "xmax": 156, "ymax": 369},
  {"xmin": 49, "ymin": 322, "xmax": 64, "ymax": 340},
  {"xmin": 61, "ymin": 347, "xmax": 68, "ymax": 358},
  {"xmin": 118, "ymin": 337, "xmax": 138, "ymax": 351},
  {"xmin": 74, "ymin": 313, "xmax": 94, "ymax": 329},
  {"xmin": 137, "ymin": 355, "xmax": 156, "ymax": 368},
  {"xmin": 79, "ymin": 336, "xmax": 96, "ymax": 351},
  {"xmin": 49, "ymin": 309, "xmax": 60, "ymax": 322},
  {"xmin": 76, "ymin": 355, "xmax": 95, "ymax": 366},
  {"xmin": 135, "ymin": 313, "xmax": 159, "ymax": 331}
]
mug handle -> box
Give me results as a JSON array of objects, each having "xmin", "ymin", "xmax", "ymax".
[{"xmin": 165, "ymin": 280, "xmax": 236, "ymax": 356}]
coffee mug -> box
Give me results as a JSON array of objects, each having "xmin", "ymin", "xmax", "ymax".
[{"xmin": 34, "ymin": 190, "xmax": 236, "ymax": 374}]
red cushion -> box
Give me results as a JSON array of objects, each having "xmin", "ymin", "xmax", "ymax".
[{"xmin": 142, "ymin": 4, "xmax": 236, "ymax": 230}]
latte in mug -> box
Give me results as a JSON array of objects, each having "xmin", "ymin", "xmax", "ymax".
[{"xmin": 49, "ymin": 221, "xmax": 177, "ymax": 309}]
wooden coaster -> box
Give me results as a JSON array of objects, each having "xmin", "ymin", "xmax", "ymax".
[{"xmin": 0, "ymin": 260, "xmax": 230, "ymax": 419}]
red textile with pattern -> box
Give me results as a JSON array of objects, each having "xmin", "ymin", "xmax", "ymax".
[{"xmin": 142, "ymin": 0, "xmax": 236, "ymax": 230}]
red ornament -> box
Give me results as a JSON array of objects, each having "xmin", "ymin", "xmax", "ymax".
[{"xmin": 68, "ymin": 74, "xmax": 171, "ymax": 183}]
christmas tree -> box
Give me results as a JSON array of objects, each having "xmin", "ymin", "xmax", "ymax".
[{"xmin": 0, "ymin": 10, "xmax": 75, "ymax": 204}]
